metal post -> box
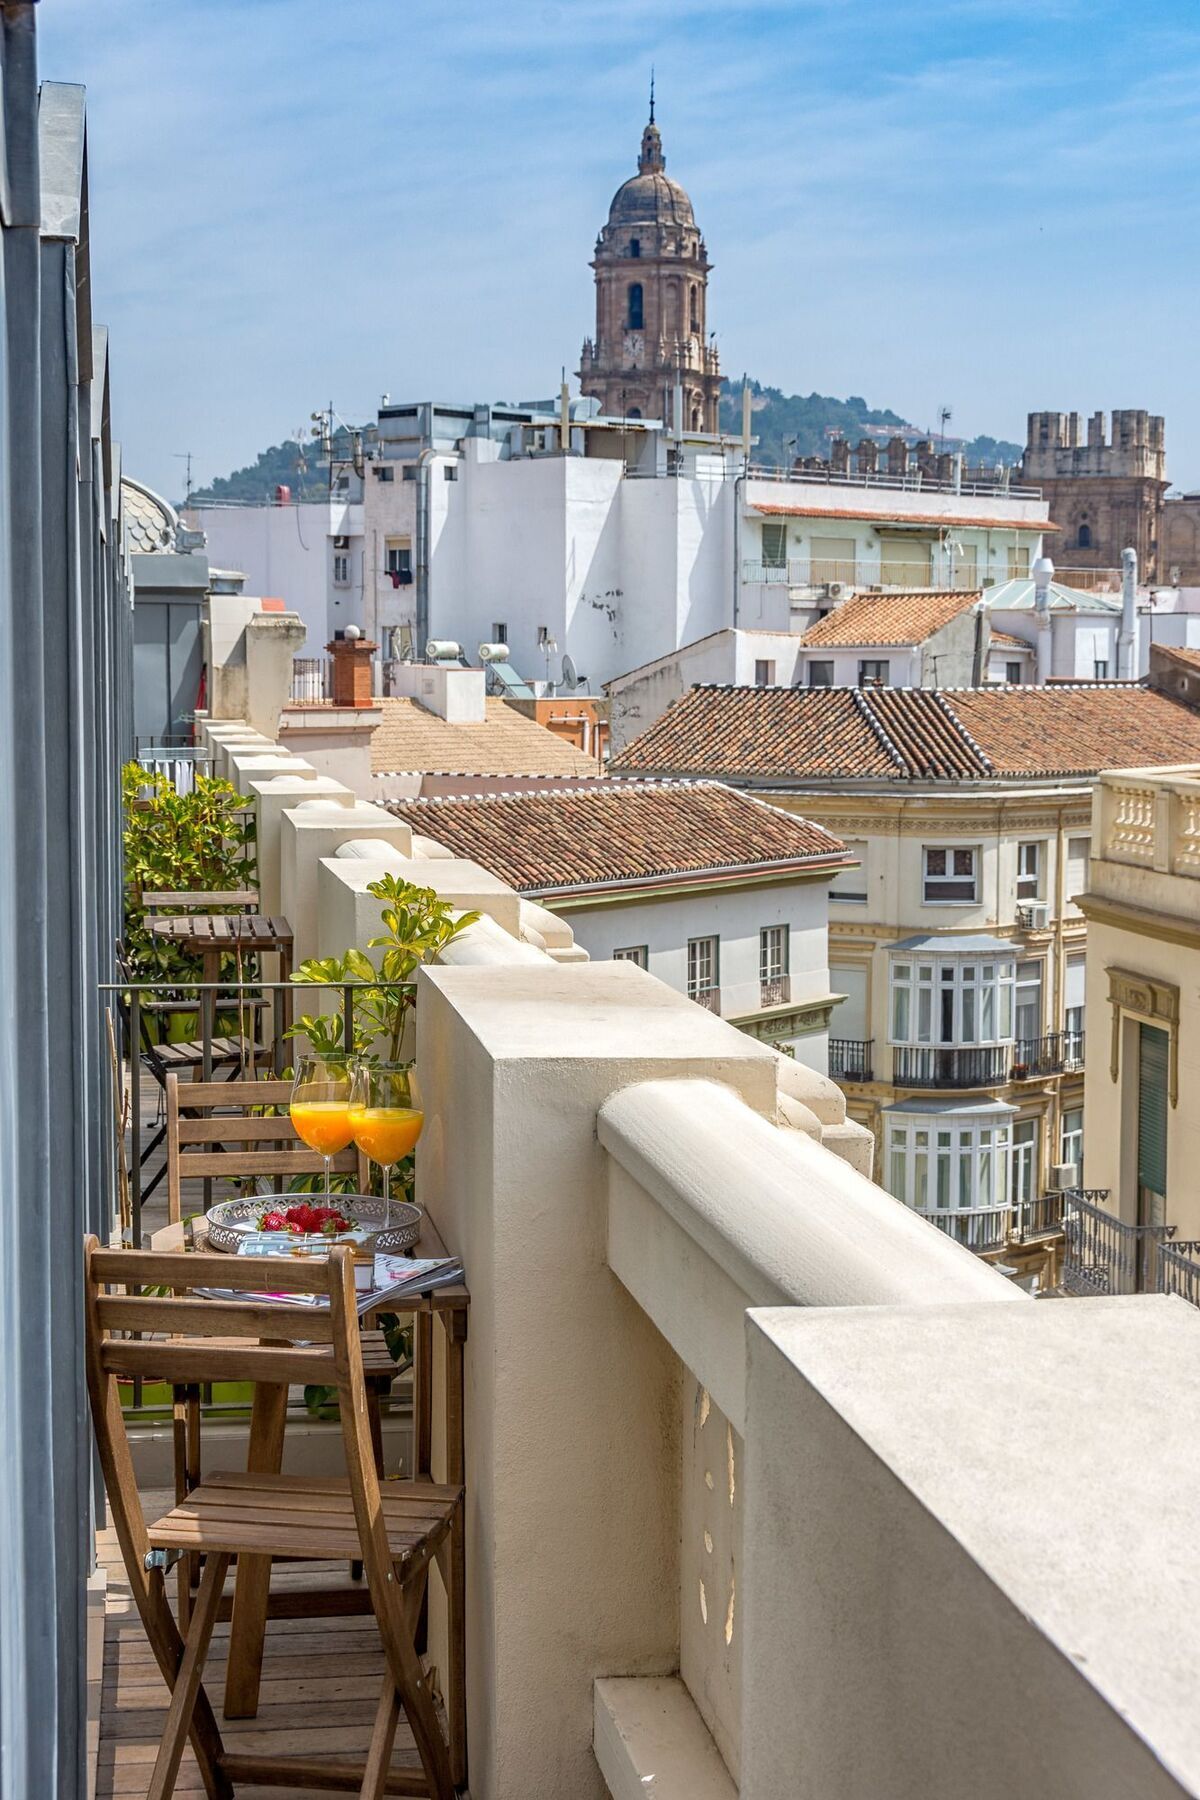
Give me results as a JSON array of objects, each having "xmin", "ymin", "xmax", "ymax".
[{"xmin": 130, "ymin": 987, "xmax": 142, "ymax": 1250}]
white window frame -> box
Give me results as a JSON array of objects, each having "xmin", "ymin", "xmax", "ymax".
[
  {"xmin": 332, "ymin": 552, "xmax": 350, "ymax": 587},
  {"xmin": 858, "ymin": 658, "xmax": 890, "ymax": 687},
  {"xmin": 754, "ymin": 660, "xmax": 776, "ymax": 687},
  {"xmin": 491, "ymin": 622, "xmax": 508, "ymax": 645},
  {"xmin": 923, "ymin": 844, "xmax": 979, "ymax": 904},
  {"xmin": 1005, "ymin": 660, "xmax": 1023, "ymax": 685},
  {"xmin": 807, "ymin": 660, "xmax": 834, "ymax": 688},
  {"xmin": 885, "ymin": 1111, "xmax": 1012, "ymax": 1213},
  {"xmin": 613, "ymin": 945, "xmax": 648, "ymax": 969},
  {"xmin": 761, "ymin": 521, "xmax": 788, "ymax": 569},
  {"xmin": 1061, "ymin": 1107, "xmax": 1083, "ymax": 1180},
  {"xmin": 1011, "ymin": 1117, "xmax": 1039, "ymax": 1205},
  {"xmin": 889, "ymin": 953, "xmax": 1015, "ymax": 1048},
  {"xmin": 687, "ymin": 936, "xmax": 719, "ymax": 996},
  {"xmin": 384, "ymin": 540, "xmax": 412, "ymax": 579},
  {"xmin": 1016, "ymin": 840, "xmax": 1042, "ymax": 902},
  {"xmin": 1014, "ymin": 959, "xmax": 1043, "ymax": 1046},
  {"xmin": 759, "ymin": 925, "xmax": 789, "ymax": 982}
]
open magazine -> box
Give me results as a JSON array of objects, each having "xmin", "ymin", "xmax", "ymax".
[{"xmin": 196, "ymin": 1253, "xmax": 464, "ymax": 1315}]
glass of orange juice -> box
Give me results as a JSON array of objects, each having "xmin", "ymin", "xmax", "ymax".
[
  {"xmin": 290, "ymin": 1054, "xmax": 355, "ymax": 1202},
  {"xmin": 348, "ymin": 1063, "xmax": 424, "ymax": 1202}
]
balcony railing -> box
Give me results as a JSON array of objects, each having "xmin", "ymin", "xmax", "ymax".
[
  {"xmin": 1011, "ymin": 1031, "xmax": 1085, "ymax": 1079},
  {"xmin": 893, "ymin": 1044, "xmax": 1010, "ymax": 1089},
  {"xmin": 290, "ymin": 655, "xmax": 330, "ymax": 703},
  {"xmin": 746, "ymin": 462, "xmax": 1043, "ymax": 501},
  {"xmin": 741, "ymin": 557, "xmax": 999, "ymax": 592},
  {"xmin": 1014, "ymin": 1189, "xmax": 1068, "ymax": 1240},
  {"xmin": 689, "ymin": 986, "xmax": 721, "ymax": 1014},
  {"xmin": 1061, "ymin": 1189, "xmax": 1175, "ymax": 1295},
  {"xmin": 759, "ymin": 975, "xmax": 791, "ymax": 1008},
  {"xmin": 1097, "ymin": 767, "xmax": 1200, "ymax": 880},
  {"xmin": 1157, "ymin": 1240, "xmax": 1200, "ymax": 1307},
  {"xmin": 914, "ymin": 1203, "xmax": 1012, "ymax": 1254},
  {"xmin": 829, "ymin": 1037, "xmax": 874, "ymax": 1082}
]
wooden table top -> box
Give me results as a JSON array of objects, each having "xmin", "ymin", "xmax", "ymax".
[{"xmin": 147, "ymin": 913, "xmax": 293, "ymax": 950}]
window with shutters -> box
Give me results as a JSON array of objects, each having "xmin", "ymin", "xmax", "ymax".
[
  {"xmin": 923, "ymin": 845, "xmax": 978, "ymax": 903},
  {"xmin": 809, "ymin": 535, "xmax": 857, "ymax": 584},
  {"xmin": 761, "ymin": 521, "xmax": 788, "ymax": 568},
  {"xmin": 1066, "ymin": 836, "xmax": 1090, "ymax": 904},
  {"xmin": 1017, "ymin": 841, "xmax": 1042, "ymax": 900},
  {"xmin": 1137, "ymin": 1023, "xmax": 1169, "ymax": 1228},
  {"xmin": 759, "ymin": 925, "xmax": 789, "ymax": 982},
  {"xmin": 1007, "ymin": 546, "xmax": 1031, "ymax": 580},
  {"xmin": 880, "ymin": 536, "xmax": 932, "ymax": 587},
  {"xmin": 1064, "ymin": 954, "xmax": 1086, "ymax": 1054},
  {"xmin": 687, "ymin": 936, "xmax": 718, "ymax": 996}
]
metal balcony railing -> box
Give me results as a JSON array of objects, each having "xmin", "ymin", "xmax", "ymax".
[
  {"xmin": 914, "ymin": 1204, "xmax": 1013, "ymax": 1255},
  {"xmin": 690, "ymin": 987, "xmax": 721, "ymax": 1014},
  {"xmin": 1156, "ymin": 1240, "xmax": 1200, "ymax": 1308},
  {"xmin": 759, "ymin": 976, "xmax": 791, "ymax": 1008},
  {"xmin": 1013, "ymin": 1190, "xmax": 1068, "ymax": 1240},
  {"xmin": 829, "ymin": 1038, "xmax": 874, "ymax": 1082},
  {"xmin": 1061, "ymin": 1190, "xmax": 1174, "ymax": 1295},
  {"xmin": 746, "ymin": 463, "xmax": 1043, "ymax": 501},
  {"xmin": 291, "ymin": 656, "xmax": 330, "ymax": 703},
  {"xmin": 892, "ymin": 1044, "xmax": 1010, "ymax": 1090},
  {"xmin": 1011, "ymin": 1031, "xmax": 1085, "ymax": 1079}
]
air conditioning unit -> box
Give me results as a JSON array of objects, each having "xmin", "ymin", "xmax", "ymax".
[
  {"xmin": 1047, "ymin": 1162, "xmax": 1077, "ymax": 1192},
  {"xmin": 1018, "ymin": 900, "xmax": 1050, "ymax": 930},
  {"xmin": 826, "ymin": 582, "xmax": 850, "ymax": 601},
  {"xmin": 333, "ymin": 534, "xmax": 350, "ymax": 550}
]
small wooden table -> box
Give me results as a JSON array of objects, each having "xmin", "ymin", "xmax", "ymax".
[
  {"xmin": 153, "ymin": 1213, "xmax": 468, "ymax": 1730},
  {"xmin": 147, "ymin": 912, "xmax": 294, "ymax": 1074}
]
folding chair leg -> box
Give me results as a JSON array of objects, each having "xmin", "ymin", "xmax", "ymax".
[
  {"xmin": 435, "ymin": 1498, "xmax": 467, "ymax": 1790},
  {"xmin": 147, "ymin": 1552, "xmax": 231, "ymax": 1800},
  {"xmin": 133, "ymin": 1569, "xmax": 231, "ymax": 1800},
  {"xmin": 359, "ymin": 1675, "xmax": 403, "ymax": 1800},
  {"xmin": 377, "ymin": 1575, "xmax": 455, "ymax": 1800}
]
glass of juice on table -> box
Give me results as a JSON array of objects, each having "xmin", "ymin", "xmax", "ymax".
[
  {"xmin": 290, "ymin": 1054, "xmax": 355, "ymax": 1201},
  {"xmin": 349, "ymin": 1063, "xmax": 424, "ymax": 1203}
]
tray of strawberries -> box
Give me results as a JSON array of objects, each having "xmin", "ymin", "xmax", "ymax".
[{"xmin": 204, "ymin": 1193, "xmax": 422, "ymax": 1256}]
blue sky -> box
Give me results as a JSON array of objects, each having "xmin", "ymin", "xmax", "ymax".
[{"xmin": 39, "ymin": 0, "xmax": 1200, "ymax": 498}]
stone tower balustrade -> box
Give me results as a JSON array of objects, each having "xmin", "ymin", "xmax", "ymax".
[{"xmin": 197, "ymin": 715, "xmax": 1200, "ymax": 1800}]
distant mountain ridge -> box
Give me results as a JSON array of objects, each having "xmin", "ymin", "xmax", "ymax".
[{"xmin": 184, "ymin": 381, "xmax": 1022, "ymax": 506}]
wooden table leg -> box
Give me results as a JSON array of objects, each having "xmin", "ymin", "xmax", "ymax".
[{"xmin": 223, "ymin": 1377, "xmax": 288, "ymax": 1718}]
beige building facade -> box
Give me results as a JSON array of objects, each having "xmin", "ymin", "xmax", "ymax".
[{"xmin": 1078, "ymin": 764, "xmax": 1200, "ymax": 1254}]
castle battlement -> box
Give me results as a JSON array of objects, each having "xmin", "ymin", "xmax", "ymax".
[{"xmin": 1023, "ymin": 409, "xmax": 1166, "ymax": 482}]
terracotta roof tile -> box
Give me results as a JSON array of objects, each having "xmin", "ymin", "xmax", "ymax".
[
  {"xmin": 801, "ymin": 589, "xmax": 980, "ymax": 648},
  {"xmin": 370, "ymin": 696, "xmax": 600, "ymax": 777},
  {"xmin": 988, "ymin": 631, "xmax": 1031, "ymax": 650},
  {"xmin": 610, "ymin": 682, "xmax": 1200, "ymax": 783},
  {"xmin": 1155, "ymin": 644, "xmax": 1200, "ymax": 674},
  {"xmin": 386, "ymin": 780, "xmax": 848, "ymax": 894}
]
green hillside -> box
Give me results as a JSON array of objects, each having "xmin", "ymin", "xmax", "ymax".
[
  {"xmin": 186, "ymin": 383, "xmax": 1022, "ymax": 505},
  {"xmin": 718, "ymin": 378, "xmax": 1022, "ymax": 469}
]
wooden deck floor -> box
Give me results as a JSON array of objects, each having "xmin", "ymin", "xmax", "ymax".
[{"xmin": 95, "ymin": 1492, "xmax": 446, "ymax": 1798}]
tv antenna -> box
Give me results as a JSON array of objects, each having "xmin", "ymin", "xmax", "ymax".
[
  {"xmin": 937, "ymin": 405, "xmax": 952, "ymax": 447},
  {"xmin": 173, "ymin": 451, "xmax": 194, "ymax": 504}
]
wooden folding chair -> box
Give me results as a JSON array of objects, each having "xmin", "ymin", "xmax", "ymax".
[
  {"xmin": 85, "ymin": 1238, "xmax": 466, "ymax": 1799},
  {"xmin": 142, "ymin": 889, "xmax": 261, "ymax": 913},
  {"xmin": 165, "ymin": 1073, "xmax": 368, "ymax": 1227}
]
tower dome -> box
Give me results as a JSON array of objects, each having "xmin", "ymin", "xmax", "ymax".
[{"xmin": 578, "ymin": 99, "xmax": 721, "ymax": 435}]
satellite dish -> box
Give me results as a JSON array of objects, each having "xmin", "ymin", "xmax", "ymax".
[{"xmin": 561, "ymin": 652, "xmax": 580, "ymax": 690}]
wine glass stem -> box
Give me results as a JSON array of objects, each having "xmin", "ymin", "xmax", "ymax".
[{"xmin": 323, "ymin": 1154, "xmax": 332, "ymax": 1203}]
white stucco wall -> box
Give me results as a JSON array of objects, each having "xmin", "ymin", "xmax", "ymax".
[{"xmin": 189, "ymin": 501, "xmax": 364, "ymax": 651}]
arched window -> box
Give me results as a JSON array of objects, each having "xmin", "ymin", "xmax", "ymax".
[
  {"xmin": 691, "ymin": 407, "xmax": 701, "ymax": 430},
  {"xmin": 629, "ymin": 238, "xmax": 641, "ymax": 258},
  {"xmin": 1077, "ymin": 523, "xmax": 1092, "ymax": 548},
  {"xmin": 689, "ymin": 283, "xmax": 699, "ymax": 332},
  {"xmin": 627, "ymin": 407, "xmax": 642, "ymax": 420},
  {"xmin": 627, "ymin": 284, "xmax": 643, "ymax": 329}
]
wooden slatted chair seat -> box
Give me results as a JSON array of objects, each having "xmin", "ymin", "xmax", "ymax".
[{"xmin": 147, "ymin": 1470, "xmax": 460, "ymax": 1565}]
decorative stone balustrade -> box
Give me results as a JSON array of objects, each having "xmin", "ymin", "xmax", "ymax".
[{"xmin": 1097, "ymin": 766, "xmax": 1200, "ymax": 881}]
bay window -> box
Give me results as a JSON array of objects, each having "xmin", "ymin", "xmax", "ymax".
[
  {"xmin": 885, "ymin": 1107, "xmax": 1013, "ymax": 1214},
  {"xmin": 890, "ymin": 954, "xmax": 1015, "ymax": 1047}
]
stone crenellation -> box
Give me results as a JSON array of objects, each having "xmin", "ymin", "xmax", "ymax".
[{"xmin": 1019, "ymin": 408, "xmax": 1169, "ymax": 580}]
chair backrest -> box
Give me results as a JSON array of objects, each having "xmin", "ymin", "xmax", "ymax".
[
  {"xmin": 166, "ymin": 1073, "xmax": 367, "ymax": 1225},
  {"xmin": 82, "ymin": 1238, "xmax": 383, "ymax": 1599},
  {"xmin": 142, "ymin": 890, "xmax": 260, "ymax": 913}
]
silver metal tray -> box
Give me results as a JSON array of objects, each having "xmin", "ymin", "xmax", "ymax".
[{"xmin": 203, "ymin": 1193, "xmax": 422, "ymax": 1256}]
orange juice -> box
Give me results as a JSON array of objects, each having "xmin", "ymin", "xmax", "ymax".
[
  {"xmin": 348, "ymin": 1105, "xmax": 424, "ymax": 1165},
  {"xmin": 290, "ymin": 1100, "xmax": 355, "ymax": 1156}
]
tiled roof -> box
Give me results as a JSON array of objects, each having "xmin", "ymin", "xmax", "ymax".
[
  {"xmin": 1155, "ymin": 644, "xmax": 1200, "ymax": 674},
  {"xmin": 370, "ymin": 697, "xmax": 600, "ymax": 777},
  {"xmin": 753, "ymin": 503, "xmax": 1054, "ymax": 532},
  {"xmin": 800, "ymin": 590, "xmax": 980, "ymax": 648},
  {"xmin": 122, "ymin": 477, "xmax": 177, "ymax": 554},
  {"xmin": 610, "ymin": 682, "xmax": 1200, "ymax": 784},
  {"xmin": 386, "ymin": 780, "xmax": 849, "ymax": 894},
  {"xmin": 988, "ymin": 631, "xmax": 1031, "ymax": 650}
]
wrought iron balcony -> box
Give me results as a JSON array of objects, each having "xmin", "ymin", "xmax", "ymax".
[
  {"xmin": 892, "ymin": 1044, "xmax": 1010, "ymax": 1090},
  {"xmin": 1061, "ymin": 1189, "xmax": 1174, "ymax": 1295},
  {"xmin": 914, "ymin": 1203, "xmax": 1012, "ymax": 1255},
  {"xmin": 1157, "ymin": 1240, "xmax": 1200, "ymax": 1307},
  {"xmin": 1013, "ymin": 1189, "xmax": 1068, "ymax": 1240},
  {"xmin": 689, "ymin": 986, "xmax": 721, "ymax": 1014},
  {"xmin": 759, "ymin": 976, "xmax": 791, "ymax": 1008},
  {"xmin": 829, "ymin": 1037, "xmax": 874, "ymax": 1082},
  {"xmin": 1011, "ymin": 1031, "xmax": 1085, "ymax": 1079}
]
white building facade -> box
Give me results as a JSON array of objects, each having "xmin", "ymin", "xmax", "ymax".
[{"xmin": 186, "ymin": 495, "xmax": 365, "ymax": 655}]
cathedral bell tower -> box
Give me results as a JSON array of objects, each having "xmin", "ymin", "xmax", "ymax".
[{"xmin": 578, "ymin": 95, "xmax": 721, "ymax": 433}]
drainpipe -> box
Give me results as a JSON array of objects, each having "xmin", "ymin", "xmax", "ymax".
[
  {"xmin": 1118, "ymin": 545, "xmax": 1137, "ymax": 680},
  {"xmin": 414, "ymin": 446, "xmax": 438, "ymax": 656},
  {"xmin": 733, "ymin": 380, "xmax": 752, "ymax": 629},
  {"xmin": 1032, "ymin": 554, "xmax": 1054, "ymax": 684}
]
